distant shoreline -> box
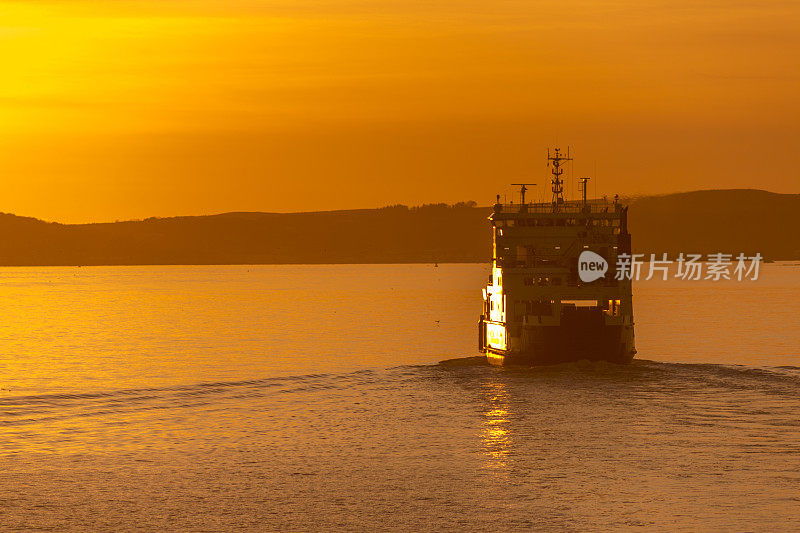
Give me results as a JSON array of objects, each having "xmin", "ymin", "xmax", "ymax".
[
  {"xmin": 0, "ymin": 261, "xmax": 488, "ymax": 268},
  {"xmin": 2, "ymin": 261, "xmax": 797, "ymax": 269},
  {"xmin": 1, "ymin": 189, "xmax": 798, "ymax": 266}
]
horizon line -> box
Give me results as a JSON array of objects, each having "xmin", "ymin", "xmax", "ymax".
[{"xmin": 2, "ymin": 187, "xmax": 794, "ymax": 226}]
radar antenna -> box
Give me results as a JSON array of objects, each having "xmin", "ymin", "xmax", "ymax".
[{"xmin": 547, "ymin": 147, "xmax": 572, "ymax": 211}]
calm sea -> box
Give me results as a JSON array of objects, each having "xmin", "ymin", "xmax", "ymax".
[{"xmin": 1, "ymin": 264, "xmax": 799, "ymax": 530}]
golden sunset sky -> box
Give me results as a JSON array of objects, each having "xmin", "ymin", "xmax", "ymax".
[{"xmin": 1, "ymin": 0, "xmax": 798, "ymax": 222}]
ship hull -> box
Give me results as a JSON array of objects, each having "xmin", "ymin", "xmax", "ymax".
[{"xmin": 485, "ymin": 323, "xmax": 636, "ymax": 366}]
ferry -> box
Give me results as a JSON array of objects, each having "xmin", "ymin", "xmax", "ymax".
[{"xmin": 478, "ymin": 148, "xmax": 636, "ymax": 365}]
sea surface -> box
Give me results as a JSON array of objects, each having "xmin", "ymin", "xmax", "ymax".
[{"xmin": 1, "ymin": 263, "xmax": 799, "ymax": 531}]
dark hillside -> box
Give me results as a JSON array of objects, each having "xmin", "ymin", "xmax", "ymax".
[
  {"xmin": 629, "ymin": 189, "xmax": 800, "ymax": 259},
  {"xmin": 0, "ymin": 190, "xmax": 797, "ymax": 265}
]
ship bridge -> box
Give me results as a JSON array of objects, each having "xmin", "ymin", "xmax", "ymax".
[{"xmin": 489, "ymin": 197, "xmax": 630, "ymax": 285}]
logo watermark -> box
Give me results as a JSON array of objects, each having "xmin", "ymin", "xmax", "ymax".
[
  {"xmin": 577, "ymin": 252, "xmax": 763, "ymax": 282},
  {"xmin": 578, "ymin": 250, "xmax": 608, "ymax": 282}
]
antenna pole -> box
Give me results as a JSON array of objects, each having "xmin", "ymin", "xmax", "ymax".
[
  {"xmin": 579, "ymin": 177, "xmax": 590, "ymax": 206},
  {"xmin": 546, "ymin": 147, "xmax": 573, "ymax": 212}
]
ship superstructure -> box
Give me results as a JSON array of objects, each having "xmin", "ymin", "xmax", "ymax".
[{"xmin": 478, "ymin": 148, "xmax": 636, "ymax": 365}]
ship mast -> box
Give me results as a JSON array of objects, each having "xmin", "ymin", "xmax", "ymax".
[
  {"xmin": 547, "ymin": 147, "xmax": 572, "ymax": 212},
  {"xmin": 579, "ymin": 176, "xmax": 590, "ymax": 206}
]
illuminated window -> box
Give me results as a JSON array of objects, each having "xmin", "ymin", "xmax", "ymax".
[
  {"xmin": 603, "ymin": 299, "xmax": 622, "ymax": 316},
  {"xmin": 561, "ymin": 300, "xmax": 599, "ymax": 307}
]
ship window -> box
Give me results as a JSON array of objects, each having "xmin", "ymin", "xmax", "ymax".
[
  {"xmin": 501, "ymin": 247, "xmax": 513, "ymax": 267},
  {"xmin": 513, "ymin": 300, "xmax": 525, "ymax": 321},
  {"xmin": 526, "ymin": 300, "xmax": 553, "ymax": 316},
  {"xmin": 603, "ymin": 299, "xmax": 622, "ymax": 316},
  {"xmin": 561, "ymin": 299, "xmax": 598, "ymax": 307}
]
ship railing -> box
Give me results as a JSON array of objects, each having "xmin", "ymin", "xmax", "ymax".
[{"xmin": 493, "ymin": 200, "xmax": 619, "ymax": 215}]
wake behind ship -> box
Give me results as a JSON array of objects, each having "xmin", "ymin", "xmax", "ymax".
[{"xmin": 478, "ymin": 148, "xmax": 636, "ymax": 365}]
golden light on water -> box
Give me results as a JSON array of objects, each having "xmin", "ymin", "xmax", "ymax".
[
  {"xmin": 3, "ymin": 265, "xmax": 800, "ymax": 529},
  {"xmin": 481, "ymin": 381, "xmax": 512, "ymax": 472}
]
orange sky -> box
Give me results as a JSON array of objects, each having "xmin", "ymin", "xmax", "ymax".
[{"xmin": 1, "ymin": 0, "xmax": 798, "ymax": 223}]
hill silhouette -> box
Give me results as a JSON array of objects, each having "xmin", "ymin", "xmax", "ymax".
[{"xmin": 0, "ymin": 190, "xmax": 797, "ymax": 265}]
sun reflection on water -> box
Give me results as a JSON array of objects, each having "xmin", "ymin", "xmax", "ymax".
[{"xmin": 481, "ymin": 380, "xmax": 513, "ymax": 473}]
